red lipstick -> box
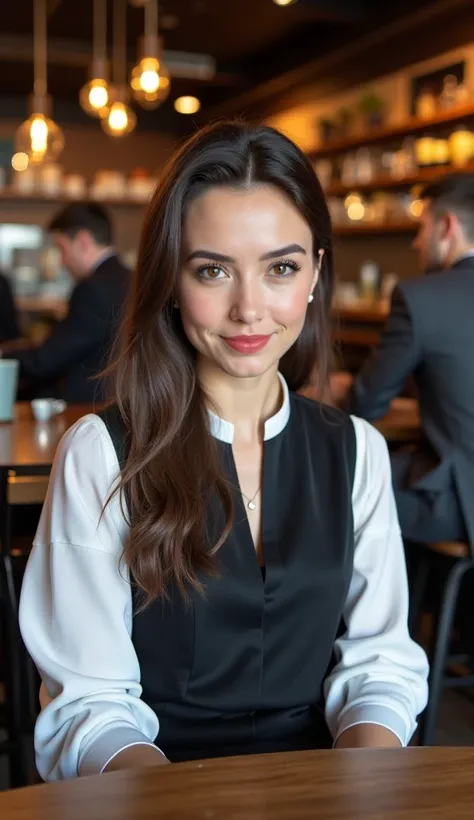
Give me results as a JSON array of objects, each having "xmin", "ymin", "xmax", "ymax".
[{"xmin": 223, "ymin": 335, "xmax": 271, "ymax": 354}]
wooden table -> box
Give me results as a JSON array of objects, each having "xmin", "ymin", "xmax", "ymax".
[
  {"xmin": 1, "ymin": 748, "xmax": 474, "ymax": 819},
  {"xmin": 0, "ymin": 403, "xmax": 95, "ymax": 471}
]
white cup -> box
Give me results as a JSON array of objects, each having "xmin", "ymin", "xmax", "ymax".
[{"xmin": 31, "ymin": 398, "xmax": 67, "ymax": 423}]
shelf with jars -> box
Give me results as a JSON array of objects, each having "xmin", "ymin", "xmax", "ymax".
[
  {"xmin": 2, "ymin": 154, "xmax": 159, "ymax": 205},
  {"xmin": 310, "ymin": 102, "xmax": 474, "ymax": 159},
  {"xmin": 325, "ymin": 162, "xmax": 474, "ymax": 196}
]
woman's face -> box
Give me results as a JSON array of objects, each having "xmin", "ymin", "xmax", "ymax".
[{"xmin": 177, "ymin": 184, "xmax": 321, "ymax": 380}]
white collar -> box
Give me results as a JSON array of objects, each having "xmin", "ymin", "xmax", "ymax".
[{"xmin": 208, "ymin": 372, "xmax": 290, "ymax": 444}]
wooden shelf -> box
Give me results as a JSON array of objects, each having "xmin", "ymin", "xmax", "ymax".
[
  {"xmin": 334, "ymin": 220, "xmax": 417, "ymax": 236},
  {"xmin": 309, "ymin": 103, "xmax": 474, "ymax": 159},
  {"xmin": 325, "ymin": 164, "xmax": 474, "ymax": 197},
  {"xmin": 0, "ymin": 189, "xmax": 148, "ymax": 208}
]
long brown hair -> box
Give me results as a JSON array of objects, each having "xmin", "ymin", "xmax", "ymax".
[{"xmin": 110, "ymin": 120, "xmax": 333, "ymax": 605}]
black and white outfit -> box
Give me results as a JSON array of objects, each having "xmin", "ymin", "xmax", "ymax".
[
  {"xmin": 19, "ymin": 375, "xmax": 428, "ymax": 781},
  {"xmin": 346, "ymin": 254, "xmax": 474, "ymax": 545}
]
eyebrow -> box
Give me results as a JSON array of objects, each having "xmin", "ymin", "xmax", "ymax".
[{"xmin": 186, "ymin": 243, "xmax": 307, "ymax": 264}]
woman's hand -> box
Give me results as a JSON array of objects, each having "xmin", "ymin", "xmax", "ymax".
[
  {"xmin": 103, "ymin": 744, "xmax": 170, "ymax": 773},
  {"xmin": 334, "ymin": 724, "xmax": 402, "ymax": 749}
]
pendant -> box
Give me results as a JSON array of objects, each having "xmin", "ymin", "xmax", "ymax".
[{"xmin": 248, "ymin": 501, "xmax": 256, "ymax": 510}]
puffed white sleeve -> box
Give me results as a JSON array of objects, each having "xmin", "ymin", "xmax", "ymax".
[
  {"xmin": 324, "ymin": 417, "xmax": 429, "ymax": 746},
  {"xmin": 19, "ymin": 415, "xmax": 162, "ymax": 781}
]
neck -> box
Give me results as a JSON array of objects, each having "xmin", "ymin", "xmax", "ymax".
[
  {"xmin": 86, "ymin": 246, "xmax": 114, "ymax": 275},
  {"xmin": 197, "ymin": 358, "xmax": 282, "ymax": 445},
  {"xmin": 447, "ymin": 242, "xmax": 474, "ymax": 268}
]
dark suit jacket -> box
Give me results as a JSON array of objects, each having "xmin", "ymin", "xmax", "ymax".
[
  {"xmin": 14, "ymin": 255, "xmax": 129, "ymax": 403},
  {"xmin": 347, "ymin": 256, "xmax": 474, "ymax": 544},
  {"xmin": 0, "ymin": 273, "xmax": 21, "ymax": 343}
]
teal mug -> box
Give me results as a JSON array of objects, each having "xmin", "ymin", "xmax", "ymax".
[{"xmin": 0, "ymin": 359, "xmax": 19, "ymax": 422}]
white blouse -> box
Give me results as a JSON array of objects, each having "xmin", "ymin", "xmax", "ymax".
[{"xmin": 19, "ymin": 382, "xmax": 428, "ymax": 781}]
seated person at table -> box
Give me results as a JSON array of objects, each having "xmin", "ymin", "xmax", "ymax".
[
  {"xmin": 20, "ymin": 122, "xmax": 428, "ymax": 781},
  {"xmin": 345, "ymin": 173, "xmax": 474, "ymax": 545},
  {"xmin": 0, "ymin": 271, "xmax": 21, "ymax": 343},
  {"xmin": 0, "ymin": 203, "xmax": 129, "ymax": 403}
]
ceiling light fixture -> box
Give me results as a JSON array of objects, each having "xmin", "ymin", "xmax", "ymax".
[
  {"xmin": 174, "ymin": 95, "xmax": 201, "ymax": 115},
  {"xmin": 273, "ymin": 0, "xmax": 298, "ymax": 6},
  {"xmin": 80, "ymin": 0, "xmax": 111, "ymax": 118},
  {"xmin": 103, "ymin": 0, "xmax": 136, "ymax": 138},
  {"xmin": 15, "ymin": 0, "xmax": 64, "ymax": 165},
  {"xmin": 131, "ymin": 0, "xmax": 170, "ymax": 109}
]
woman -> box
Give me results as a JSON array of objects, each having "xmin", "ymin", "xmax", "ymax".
[{"xmin": 20, "ymin": 121, "xmax": 428, "ymax": 781}]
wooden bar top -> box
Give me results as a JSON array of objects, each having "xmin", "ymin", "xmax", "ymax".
[{"xmin": 2, "ymin": 748, "xmax": 474, "ymax": 819}]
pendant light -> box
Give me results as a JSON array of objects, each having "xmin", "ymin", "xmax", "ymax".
[
  {"xmin": 79, "ymin": 0, "xmax": 111, "ymax": 118},
  {"xmin": 102, "ymin": 0, "xmax": 136, "ymax": 138},
  {"xmin": 130, "ymin": 0, "xmax": 170, "ymax": 110},
  {"xmin": 15, "ymin": 0, "xmax": 64, "ymax": 165}
]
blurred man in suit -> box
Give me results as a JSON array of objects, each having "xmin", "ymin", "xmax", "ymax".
[
  {"xmin": 0, "ymin": 203, "xmax": 129, "ymax": 403},
  {"xmin": 0, "ymin": 272, "xmax": 20, "ymax": 343},
  {"xmin": 346, "ymin": 173, "xmax": 474, "ymax": 545}
]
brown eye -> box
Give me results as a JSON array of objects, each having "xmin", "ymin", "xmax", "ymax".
[
  {"xmin": 196, "ymin": 264, "xmax": 225, "ymax": 281},
  {"xmin": 269, "ymin": 261, "xmax": 300, "ymax": 278}
]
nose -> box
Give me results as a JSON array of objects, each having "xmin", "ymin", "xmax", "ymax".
[{"xmin": 229, "ymin": 278, "xmax": 265, "ymax": 326}]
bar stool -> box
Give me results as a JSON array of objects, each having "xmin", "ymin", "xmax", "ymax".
[{"xmin": 409, "ymin": 540, "xmax": 474, "ymax": 746}]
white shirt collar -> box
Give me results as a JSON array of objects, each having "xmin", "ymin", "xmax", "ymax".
[{"xmin": 208, "ymin": 372, "xmax": 290, "ymax": 444}]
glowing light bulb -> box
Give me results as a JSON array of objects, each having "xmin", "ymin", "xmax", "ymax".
[
  {"xmin": 30, "ymin": 116, "xmax": 48, "ymax": 155},
  {"xmin": 101, "ymin": 99, "xmax": 136, "ymax": 137},
  {"xmin": 89, "ymin": 83, "xmax": 108, "ymax": 110},
  {"xmin": 174, "ymin": 96, "xmax": 201, "ymax": 115},
  {"xmin": 15, "ymin": 95, "xmax": 64, "ymax": 165},
  {"xmin": 273, "ymin": 0, "xmax": 298, "ymax": 5},
  {"xmin": 140, "ymin": 69, "xmax": 160, "ymax": 94},
  {"xmin": 109, "ymin": 103, "xmax": 128, "ymax": 131},
  {"xmin": 131, "ymin": 56, "xmax": 170, "ymax": 110},
  {"xmin": 80, "ymin": 78, "xmax": 111, "ymax": 118}
]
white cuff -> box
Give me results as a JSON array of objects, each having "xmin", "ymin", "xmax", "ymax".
[
  {"xmin": 79, "ymin": 725, "xmax": 162, "ymax": 777},
  {"xmin": 334, "ymin": 704, "xmax": 413, "ymax": 747}
]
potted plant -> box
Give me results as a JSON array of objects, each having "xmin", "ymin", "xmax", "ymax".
[
  {"xmin": 359, "ymin": 92, "xmax": 384, "ymax": 129},
  {"xmin": 337, "ymin": 107, "xmax": 353, "ymax": 138},
  {"xmin": 319, "ymin": 116, "xmax": 336, "ymax": 144}
]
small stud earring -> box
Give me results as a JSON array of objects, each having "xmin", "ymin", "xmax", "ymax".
[
  {"xmin": 173, "ymin": 301, "xmax": 179, "ymax": 309},
  {"xmin": 308, "ymin": 293, "xmax": 314, "ymax": 304}
]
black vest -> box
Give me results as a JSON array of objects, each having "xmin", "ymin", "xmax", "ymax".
[{"xmin": 101, "ymin": 393, "xmax": 356, "ymax": 761}]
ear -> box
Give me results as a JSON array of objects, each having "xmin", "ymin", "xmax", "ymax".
[
  {"xmin": 312, "ymin": 248, "xmax": 324, "ymax": 291},
  {"xmin": 439, "ymin": 212, "xmax": 455, "ymax": 240},
  {"xmin": 75, "ymin": 228, "xmax": 92, "ymax": 248},
  {"xmin": 445, "ymin": 211, "xmax": 462, "ymax": 240}
]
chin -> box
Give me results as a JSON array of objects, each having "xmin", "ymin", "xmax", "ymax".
[{"xmin": 216, "ymin": 354, "xmax": 277, "ymax": 380}]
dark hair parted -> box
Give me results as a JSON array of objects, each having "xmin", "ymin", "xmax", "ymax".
[
  {"xmin": 110, "ymin": 120, "xmax": 334, "ymax": 605},
  {"xmin": 421, "ymin": 172, "xmax": 474, "ymax": 242},
  {"xmin": 49, "ymin": 201, "xmax": 113, "ymax": 246}
]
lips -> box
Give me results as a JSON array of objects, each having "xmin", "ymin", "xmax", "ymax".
[{"xmin": 223, "ymin": 335, "xmax": 271, "ymax": 354}]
